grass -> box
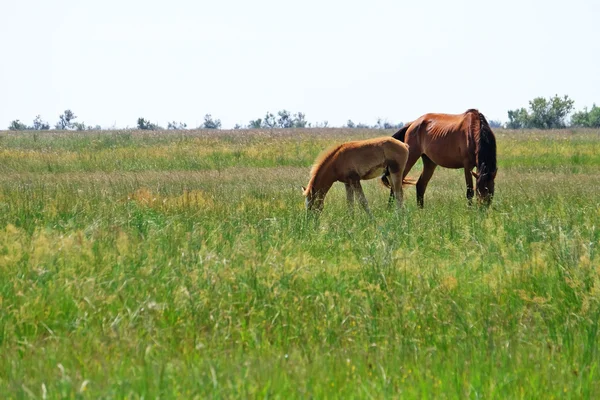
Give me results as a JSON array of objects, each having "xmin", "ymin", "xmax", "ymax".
[{"xmin": 0, "ymin": 127, "xmax": 599, "ymax": 398}]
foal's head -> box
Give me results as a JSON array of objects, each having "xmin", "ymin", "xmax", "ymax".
[{"xmin": 302, "ymin": 186, "xmax": 324, "ymax": 212}]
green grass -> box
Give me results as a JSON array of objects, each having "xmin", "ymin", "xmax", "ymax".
[{"xmin": 1, "ymin": 128, "xmax": 599, "ymax": 398}]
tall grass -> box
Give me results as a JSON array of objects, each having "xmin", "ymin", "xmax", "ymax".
[{"xmin": 0, "ymin": 128, "xmax": 599, "ymax": 398}]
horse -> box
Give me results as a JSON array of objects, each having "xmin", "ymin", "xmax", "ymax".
[
  {"xmin": 381, "ymin": 109, "xmax": 497, "ymax": 207},
  {"xmin": 302, "ymin": 137, "xmax": 414, "ymax": 215}
]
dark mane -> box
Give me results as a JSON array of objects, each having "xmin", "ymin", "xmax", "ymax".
[{"xmin": 474, "ymin": 111, "xmax": 497, "ymax": 176}]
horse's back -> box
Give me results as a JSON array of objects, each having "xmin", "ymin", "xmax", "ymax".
[
  {"xmin": 405, "ymin": 111, "xmax": 475, "ymax": 169},
  {"xmin": 337, "ymin": 137, "xmax": 408, "ymax": 181}
]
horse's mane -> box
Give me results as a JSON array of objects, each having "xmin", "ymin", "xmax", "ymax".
[
  {"xmin": 304, "ymin": 143, "xmax": 344, "ymax": 195},
  {"xmin": 470, "ymin": 109, "xmax": 497, "ymax": 175}
]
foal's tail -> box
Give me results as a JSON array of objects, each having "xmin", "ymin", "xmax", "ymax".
[{"xmin": 380, "ymin": 172, "xmax": 392, "ymax": 188}]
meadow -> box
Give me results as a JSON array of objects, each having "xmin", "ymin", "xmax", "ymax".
[{"xmin": 1, "ymin": 127, "xmax": 600, "ymax": 399}]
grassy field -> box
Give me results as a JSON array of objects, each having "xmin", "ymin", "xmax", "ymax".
[{"xmin": 1, "ymin": 127, "xmax": 600, "ymax": 399}]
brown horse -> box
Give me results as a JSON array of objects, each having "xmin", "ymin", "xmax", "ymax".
[
  {"xmin": 382, "ymin": 109, "xmax": 497, "ymax": 207},
  {"xmin": 302, "ymin": 137, "xmax": 413, "ymax": 215}
]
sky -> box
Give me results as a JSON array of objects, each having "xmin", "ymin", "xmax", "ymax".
[{"xmin": 1, "ymin": 0, "xmax": 599, "ymax": 129}]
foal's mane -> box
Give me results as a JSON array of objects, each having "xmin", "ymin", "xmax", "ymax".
[
  {"xmin": 468, "ymin": 109, "xmax": 497, "ymax": 176},
  {"xmin": 304, "ymin": 143, "xmax": 344, "ymax": 195}
]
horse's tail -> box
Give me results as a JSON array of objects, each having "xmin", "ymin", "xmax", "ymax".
[
  {"xmin": 380, "ymin": 173, "xmax": 417, "ymax": 188},
  {"xmin": 402, "ymin": 177, "xmax": 417, "ymax": 186},
  {"xmin": 382, "ymin": 123, "xmax": 412, "ymax": 186},
  {"xmin": 392, "ymin": 123, "xmax": 411, "ymax": 142}
]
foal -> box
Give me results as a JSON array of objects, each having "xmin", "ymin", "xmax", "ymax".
[{"xmin": 302, "ymin": 137, "xmax": 412, "ymax": 215}]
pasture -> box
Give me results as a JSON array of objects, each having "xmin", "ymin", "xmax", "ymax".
[{"xmin": 1, "ymin": 128, "xmax": 600, "ymax": 398}]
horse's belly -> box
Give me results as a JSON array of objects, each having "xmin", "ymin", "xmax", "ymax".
[
  {"xmin": 426, "ymin": 152, "xmax": 465, "ymax": 169},
  {"xmin": 435, "ymin": 160, "xmax": 464, "ymax": 169}
]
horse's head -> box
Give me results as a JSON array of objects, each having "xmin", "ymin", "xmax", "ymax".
[
  {"xmin": 472, "ymin": 168, "xmax": 497, "ymax": 206},
  {"xmin": 302, "ymin": 186, "xmax": 324, "ymax": 212}
]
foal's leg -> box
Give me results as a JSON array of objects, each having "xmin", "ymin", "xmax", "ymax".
[
  {"xmin": 345, "ymin": 183, "xmax": 355, "ymax": 212},
  {"xmin": 388, "ymin": 190, "xmax": 395, "ymax": 208},
  {"xmin": 416, "ymin": 155, "xmax": 437, "ymax": 208},
  {"xmin": 389, "ymin": 173, "xmax": 405, "ymax": 209},
  {"xmin": 463, "ymin": 166, "xmax": 474, "ymax": 205},
  {"xmin": 389, "ymin": 150, "xmax": 420, "ymax": 207},
  {"xmin": 353, "ymin": 182, "xmax": 373, "ymax": 217}
]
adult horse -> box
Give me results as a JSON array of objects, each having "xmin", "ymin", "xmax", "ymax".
[
  {"xmin": 382, "ymin": 109, "xmax": 497, "ymax": 207},
  {"xmin": 303, "ymin": 137, "xmax": 414, "ymax": 215}
]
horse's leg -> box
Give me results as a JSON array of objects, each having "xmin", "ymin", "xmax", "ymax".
[
  {"xmin": 416, "ymin": 155, "xmax": 437, "ymax": 208},
  {"xmin": 382, "ymin": 167, "xmax": 396, "ymax": 208},
  {"xmin": 345, "ymin": 183, "xmax": 355, "ymax": 213},
  {"xmin": 463, "ymin": 166, "xmax": 474, "ymax": 205},
  {"xmin": 353, "ymin": 182, "xmax": 373, "ymax": 217},
  {"xmin": 402, "ymin": 149, "xmax": 421, "ymax": 206}
]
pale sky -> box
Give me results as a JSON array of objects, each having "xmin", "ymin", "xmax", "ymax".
[{"xmin": 1, "ymin": 0, "xmax": 599, "ymax": 129}]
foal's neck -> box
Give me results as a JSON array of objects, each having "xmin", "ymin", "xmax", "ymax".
[{"xmin": 311, "ymin": 164, "xmax": 336, "ymax": 196}]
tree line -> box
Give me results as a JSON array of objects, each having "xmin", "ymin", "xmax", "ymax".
[
  {"xmin": 7, "ymin": 95, "xmax": 600, "ymax": 131},
  {"xmin": 8, "ymin": 110, "xmax": 102, "ymax": 131},
  {"xmin": 506, "ymin": 95, "xmax": 599, "ymax": 129}
]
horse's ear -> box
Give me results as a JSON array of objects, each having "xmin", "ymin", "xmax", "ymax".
[
  {"xmin": 471, "ymin": 171, "xmax": 480, "ymax": 179},
  {"xmin": 301, "ymin": 186, "xmax": 306, "ymax": 192}
]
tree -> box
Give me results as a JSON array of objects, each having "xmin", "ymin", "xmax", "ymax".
[
  {"xmin": 586, "ymin": 105, "xmax": 600, "ymax": 127},
  {"xmin": 571, "ymin": 104, "xmax": 600, "ymax": 128},
  {"xmin": 8, "ymin": 120, "xmax": 28, "ymax": 130},
  {"xmin": 262, "ymin": 112, "xmax": 277, "ymax": 128},
  {"xmin": 506, "ymin": 95, "xmax": 574, "ymax": 129},
  {"xmin": 277, "ymin": 110, "xmax": 294, "ymax": 128},
  {"xmin": 32, "ymin": 115, "xmax": 50, "ymax": 130},
  {"xmin": 292, "ymin": 112, "xmax": 307, "ymax": 128},
  {"xmin": 275, "ymin": 110, "xmax": 307, "ymax": 128},
  {"xmin": 202, "ymin": 114, "xmax": 221, "ymax": 129},
  {"xmin": 55, "ymin": 109, "xmax": 77, "ymax": 130},
  {"xmin": 72, "ymin": 122, "xmax": 87, "ymax": 131},
  {"xmin": 506, "ymin": 108, "xmax": 529, "ymax": 129},
  {"xmin": 137, "ymin": 117, "xmax": 160, "ymax": 130},
  {"xmin": 346, "ymin": 120, "xmax": 356, "ymax": 128},
  {"xmin": 488, "ymin": 120, "xmax": 502, "ymax": 128},
  {"xmin": 247, "ymin": 110, "xmax": 307, "ymax": 129},
  {"xmin": 248, "ymin": 119, "xmax": 262, "ymax": 129},
  {"xmin": 167, "ymin": 121, "xmax": 187, "ymax": 130},
  {"xmin": 384, "ymin": 121, "xmax": 403, "ymax": 129}
]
